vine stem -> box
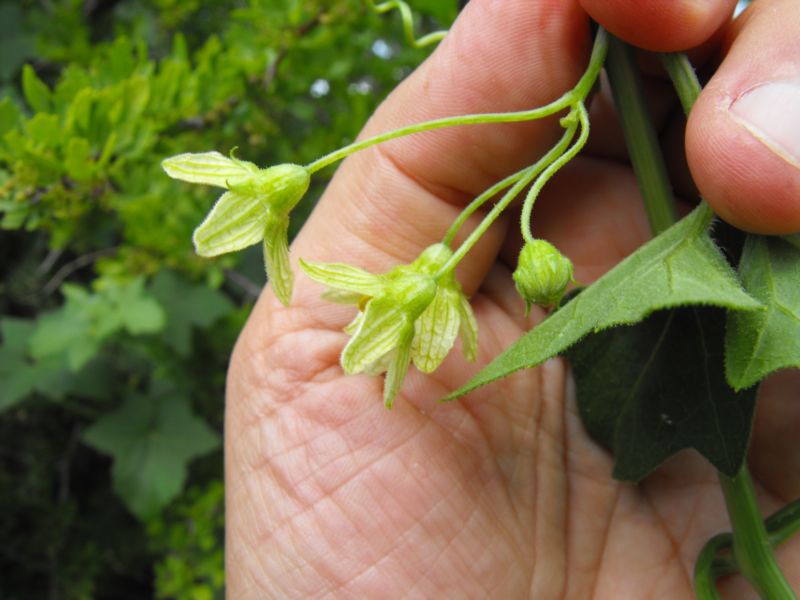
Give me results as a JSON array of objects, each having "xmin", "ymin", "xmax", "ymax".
[
  {"xmin": 719, "ymin": 469, "xmax": 797, "ymax": 599},
  {"xmin": 520, "ymin": 104, "xmax": 589, "ymax": 244},
  {"xmin": 604, "ymin": 36, "xmax": 677, "ymax": 234},
  {"xmin": 659, "ymin": 50, "xmax": 797, "ymax": 600},
  {"xmin": 695, "ymin": 534, "xmax": 732, "ymax": 600}
]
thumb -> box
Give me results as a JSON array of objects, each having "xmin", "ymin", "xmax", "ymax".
[{"xmin": 686, "ymin": 0, "xmax": 800, "ymax": 234}]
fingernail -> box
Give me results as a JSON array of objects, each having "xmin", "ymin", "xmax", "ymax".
[{"xmin": 729, "ymin": 79, "xmax": 800, "ymax": 169}]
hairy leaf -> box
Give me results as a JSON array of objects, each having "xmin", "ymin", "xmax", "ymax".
[
  {"xmin": 726, "ymin": 235, "xmax": 800, "ymax": 390},
  {"xmin": 83, "ymin": 390, "xmax": 219, "ymax": 520},
  {"xmin": 569, "ymin": 307, "xmax": 756, "ymax": 481},
  {"xmin": 446, "ymin": 205, "xmax": 762, "ymax": 400}
]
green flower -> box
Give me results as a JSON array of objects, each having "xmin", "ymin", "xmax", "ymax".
[
  {"xmin": 300, "ymin": 243, "xmax": 478, "ymax": 408},
  {"xmin": 162, "ymin": 151, "xmax": 310, "ymax": 306},
  {"xmin": 512, "ymin": 239, "xmax": 574, "ymax": 313}
]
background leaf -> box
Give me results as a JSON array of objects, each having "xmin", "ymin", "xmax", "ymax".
[
  {"xmin": 149, "ymin": 269, "xmax": 234, "ymax": 356},
  {"xmin": 726, "ymin": 235, "xmax": 800, "ymax": 390},
  {"xmin": 447, "ymin": 205, "xmax": 762, "ymax": 399},
  {"xmin": 568, "ymin": 307, "xmax": 757, "ymax": 481},
  {"xmin": 83, "ymin": 388, "xmax": 220, "ymax": 520},
  {"xmin": 22, "ymin": 64, "xmax": 52, "ymax": 113}
]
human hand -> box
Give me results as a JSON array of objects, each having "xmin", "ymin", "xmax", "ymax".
[{"xmin": 226, "ymin": 1, "xmax": 800, "ymax": 597}]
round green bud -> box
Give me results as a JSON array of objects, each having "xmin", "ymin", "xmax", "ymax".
[{"xmin": 512, "ymin": 239, "xmax": 573, "ymax": 311}]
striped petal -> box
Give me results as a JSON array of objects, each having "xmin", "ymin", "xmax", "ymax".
[
  {"xmin": 263, "ymin": 213, "xmax": 293, "ymax": 306},
  {"xmin": 457, "ymin": 293, "xmax": 478, "ymax": 362},
  {"xmin": 383, "ymin": 333, "xmax": 413, "ymax": 409},
  {"xmin": 193, "ymin": 191, "xmax": 267, "ymax": 256},
  {"xmin": 341, "ymin": 298, "xmax": 411, "ymax": 375},
  {"xmin": 299, "ymin": 259, "xmax": 384, "ymax": 296},
  {"xmin": 162, "ymin": 151, "xmax": 258, "ymax": 188},
  {"xmin": 411, "ymin": 285, "xmax": 461, "ymax": 373}
]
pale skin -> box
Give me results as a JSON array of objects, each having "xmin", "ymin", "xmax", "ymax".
[{"xmin": 226, "ymin": 1, "xmax": 800, "ymax": 597}]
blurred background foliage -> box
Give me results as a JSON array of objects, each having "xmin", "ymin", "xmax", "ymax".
[{"xmin": 0, "ymin": 0, "xmax": 456, "ymax": 596}]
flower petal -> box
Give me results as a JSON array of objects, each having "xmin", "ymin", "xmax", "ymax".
[
  {"xmin": 411, "ymin": 285, "xmax": 460, "ymax": 373},
  {"xmin": 364, "ymin": 348, "xmax": 393, "ymax": 376},
  {"xmin": 321, "ymin": 288, "xmax": 365, "ymax": 305},
  {"xmin": 193, "ymin": 191, "xmax": 267, "ymax": 256},
  {"xmin": 383, "ymin": 333, "xmax": 413, "ymax": 409},
  {"xmin": 162, "ymin": 151, "xmax": 258, "ymax": 188},
  {"xmin": 458, "ymin": 294, "xmax": 479, "ymax": 362},
  {"xmin": 299, "ymin": 259, "xmax": 384, "ymax": 296},
  {"xmin": 263, "ymin": 213, "xmax": 293, "ymax": 306},
  {"xmin": 341, "ymin": 298, "xmax": 410, "ymax": 374},
  {"xmin": 343, "ymin": 311, "xmax": 364, "ymax": 335}
]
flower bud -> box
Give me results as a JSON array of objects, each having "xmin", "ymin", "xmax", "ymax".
[{"xmin": 513, "ymin": 239, "xmax": 573, "ymax": 312}]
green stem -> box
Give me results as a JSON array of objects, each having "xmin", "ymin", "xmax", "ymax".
[
  {"xmin": 520, "ymin": 104, "xmax": 589, "ymax": 243},
  {"xmin": 660, "ymin": 52, "xmax": 701, "ymax": 117},
  {"xmin": 442, "ymin": 167, "xmax": 531, "ymax": 247},
  {"xmin": 305, "ymin": 98, "xmax": 573, "ymax": 174},
  {"xmin": 660, "ymin": 51, "xmax": 798, "ymax": 598},
  {"xmin": 719, "ymin": 468, "xmax": 797, "ymax": 599},
  {"xmin": 767, "ymin": 497, "xmax": 800, "ymax": 548},
  {"xmin": 304, "ymin": 27, "xmax": 608, "ymax": 174},
  {"xmin": 695, "ymin": 533, "xmax": 733, "ymax": 600},
  {"xmin": 604, "ymin": 35, "xmax": 677, "ymax": 233},
  {"xmin": 435, "ymin": 121, "xmax": 578, "ymax": 278},
  {"xmin": 442, "ymin": 118, "xmax": 577, "ymax": 248},
  {"xmin": 368, "ymin": 0, "xmax": 447, "ymax": 48}
]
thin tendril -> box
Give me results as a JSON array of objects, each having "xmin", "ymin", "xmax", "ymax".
[{"xmin": 367, "ymin": 0, "xmax": 448, "ymax": 48}]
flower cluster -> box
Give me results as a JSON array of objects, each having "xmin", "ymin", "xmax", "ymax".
[
  {"xmin": 162, "ymin": 148, "xmax": 579, "ymax": 407},
  {"xmin": 162, "ymin": 151, "xmax": 310, "ymax": 305},
  {"xmin": 300, "ymin": 244, "xmax": 477, "ymax": 407}
]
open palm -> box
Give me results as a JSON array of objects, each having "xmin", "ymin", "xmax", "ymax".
[{"xmin": 226, "ymin": 1, "xmax": 800, "ymax": 597}]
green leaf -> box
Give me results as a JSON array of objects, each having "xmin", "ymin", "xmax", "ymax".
[
  {"xmin": 22, "ymin": 64, "xmax": 52, "ymax": 113},
  {"xmin": 149, "ymin": 270, "xmax": 234, "ymax": 356},
  {"xmin": 0, "ymin": 318, "xmax": 76, "ymax": 411},
  {"xmin": 568, "ymin": 307, "xmax": 757, "ymax": 481},
  {"xmin": 0, "ymin": 318, "xmax": 42, "ymax": 410},
  {"xmin": 446, "ymin": 205, "xmax": 762, "ymax": 400},
  {"xmin": 29, "ymin": 279, "xmax": 165, "ymax": 370},
  {"xmin": 83, "ymin": 390, "xmax": 219, "ymax": 520},
  {"xmin": 63, "ymin": 136, "xmax": 93, "ymax": 181},
  {"xmin": 0, "ymin": 97, "xmax": 22, "ymax": 136},
  {"xmin": 726, "ymin": 235, "xmax": 800, "ymax": 390}
]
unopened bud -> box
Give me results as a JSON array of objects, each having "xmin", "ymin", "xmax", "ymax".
[{"xmin": 513, "ymin": 239, "xmax": 573, "ymax": 312}]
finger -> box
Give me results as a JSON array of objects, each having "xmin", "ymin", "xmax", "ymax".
[
  {"xmin": 579, "ymin": 0, "xmax": 737, "ymax": 52},
  {"xmin": 686, "ymin": 0, "xmax": 800, "ymax": 234},
  {"xmin": 287, "ymin": 0, "xmax": 592, "ymax": 313}
]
